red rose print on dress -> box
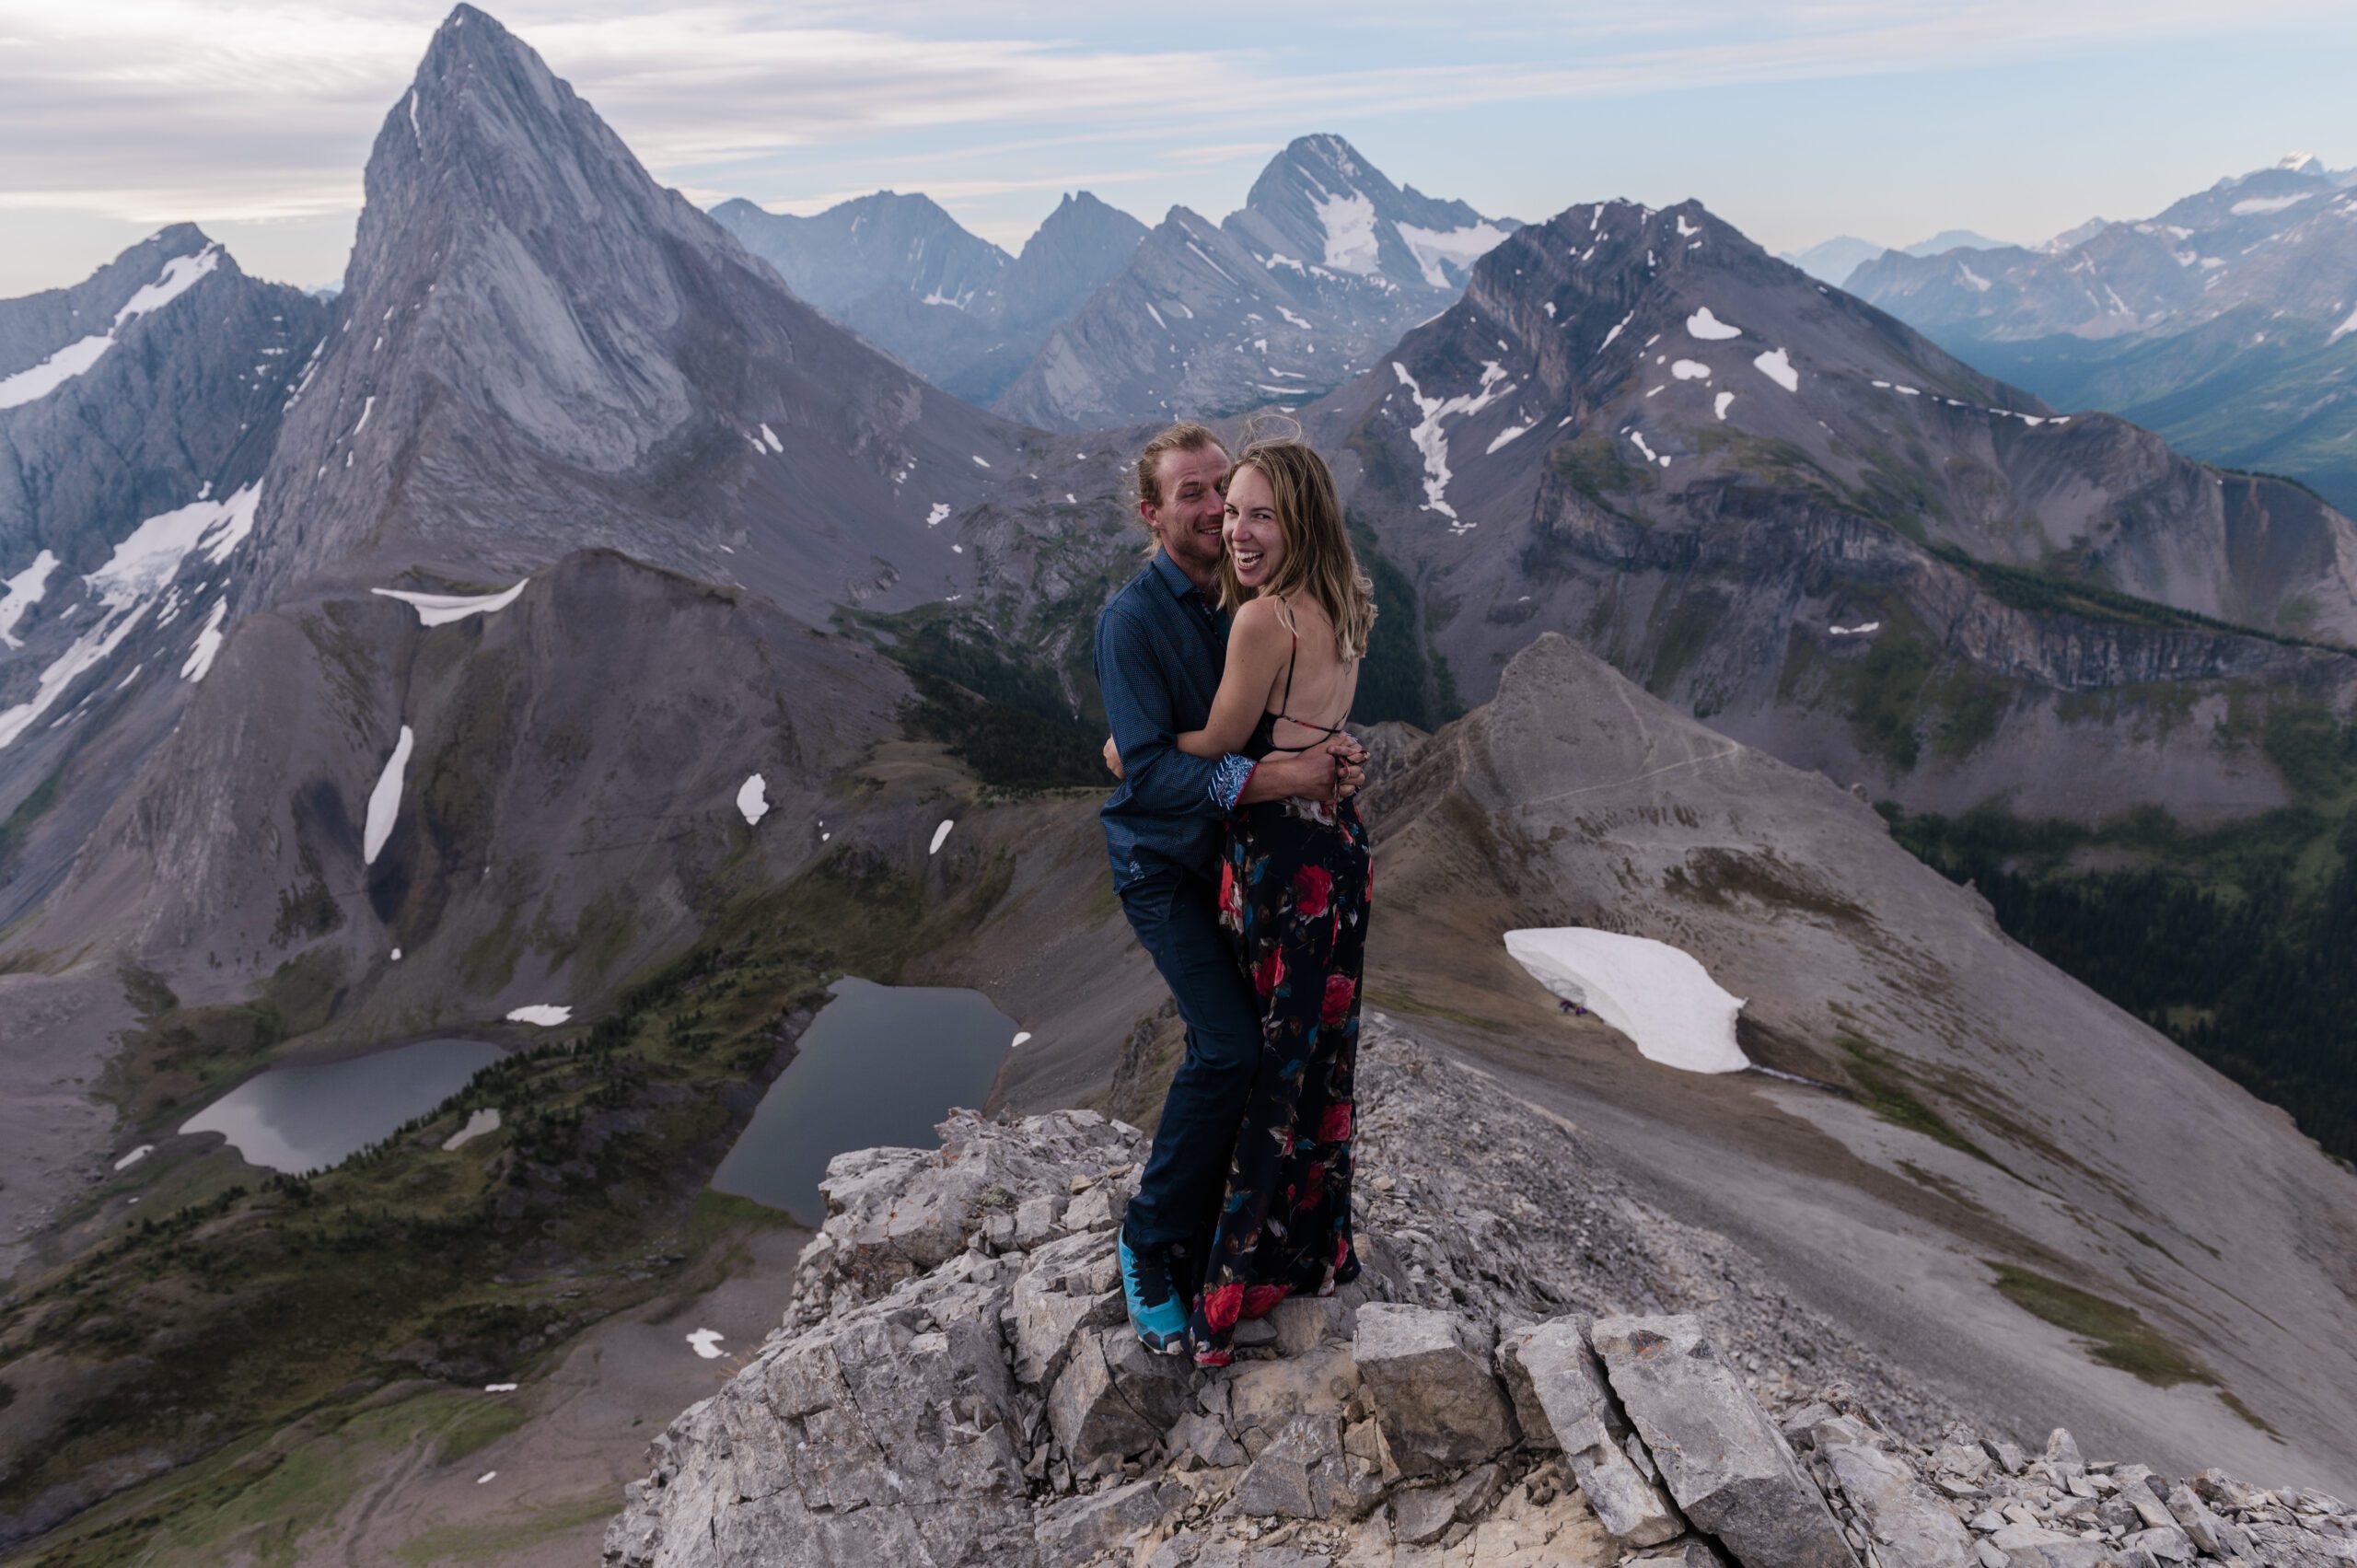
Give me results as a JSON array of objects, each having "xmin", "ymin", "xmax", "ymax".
[
  {"xmin": 1320, "ymin": 973, "xmax": 1355, "ymax": 1025},
  {"xmin": 1292, "ymin": 865, "xmax": 1332, "ymax": 918},
  {"xmin": 1255, "ymin": 947, "xmax": 1287, "ymax": 998},
  {"xmin": 1242, "ymin": 1284, "xmax": 1291, "ymax": 1318},
  {"xmin": 1202, "ymin": 1282, "xmax": 1246, "ymax": 1331},
  {"xmin": 1219, "ymin": 859, "xmax": 1243, "ymax": 924},
  {"xmin": 1317, "ymin": 1101, "xmax": 1353, "ymax": 1144}
]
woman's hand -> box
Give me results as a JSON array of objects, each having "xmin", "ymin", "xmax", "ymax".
[{"xmin": 1102, "ymin": 736, "xmax": 1124, "ymax": 780}]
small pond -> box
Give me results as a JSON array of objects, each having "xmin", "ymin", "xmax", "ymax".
[
  {"xmin": 710, "ymin": 977, "xmax": 1018, "ymax": 1226},
  {"xmin": 180, "ymin": 1037, "xmax": 504, "ymax": 1174}
]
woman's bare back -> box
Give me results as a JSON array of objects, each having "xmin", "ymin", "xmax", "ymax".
[{"xmin": 1256, "ymin": 595, "xmax": 1359, "ymax": 755}]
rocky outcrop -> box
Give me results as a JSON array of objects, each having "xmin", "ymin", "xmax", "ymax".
[{"xmin": 606, "ymin": 1021, "xmax": 2357, "ymax": 1567}]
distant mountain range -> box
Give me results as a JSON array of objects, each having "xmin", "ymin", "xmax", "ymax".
[
  {"xmin": 1848, "ymin": 154, "xmax": 2357, "ymax": 514},
  {"xmin": 1779, "ymin": 228, "xmax": 2014, "ymax": 285},
  {"xmin": 710, "ymin": 134, "xmax": 1515, "ymax": 430},
  {"xmin": 711, "ymin": 189, "xmax": 1147, "ymax": 403}
]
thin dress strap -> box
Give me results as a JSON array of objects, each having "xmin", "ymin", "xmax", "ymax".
[
  {"xmin": 1272, "ymin": 596, "xmax": 1300, "ymax": 716},
  {"xmin": 1251, "ymin": 596, "xmax": 1351, "ymax": 755}
]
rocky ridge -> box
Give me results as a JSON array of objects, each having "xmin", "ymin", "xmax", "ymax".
[{"xmin": 605, "ymin": 1021, "xmax": 2354, "ymax": 1567}]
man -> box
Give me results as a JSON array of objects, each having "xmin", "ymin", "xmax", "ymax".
[{"xmin": 1093, "ymin": 421, "xmax": 1365, "ymax": 1353}]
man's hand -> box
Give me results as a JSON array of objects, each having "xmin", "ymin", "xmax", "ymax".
[
  {"xmin": 1240, "ymin": 747, "xmax": 1340, "ymax": 806},
  {"xmin": 1103, "ymin": 736, "xmax": 1124, "ymax": 780},
  {"xmin": 1327, "ymin": 733, "xmax": 1368, "ymax": 800}
]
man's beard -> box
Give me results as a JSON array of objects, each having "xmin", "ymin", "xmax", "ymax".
[{"xmin": 1164, "ymin": 517, "xmax": 1225, "ymax": 579}]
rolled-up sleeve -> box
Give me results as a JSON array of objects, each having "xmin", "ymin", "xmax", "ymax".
[{"xmin": 1096, "ymin": 607, "xmax": 1251, "ymax": 819}]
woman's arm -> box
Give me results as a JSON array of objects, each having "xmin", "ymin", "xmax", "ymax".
[{"xmin": 1174, "ymin": 600, "xmax": 1289, "ymax": 758}]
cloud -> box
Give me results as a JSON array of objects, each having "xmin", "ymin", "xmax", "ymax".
[{"xmin": 0, "ymin": 0, "xmax": 2343, "ymax": 232}]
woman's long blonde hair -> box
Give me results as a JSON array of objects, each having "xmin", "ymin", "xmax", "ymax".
[{"xmin": 1217, "ymin": 432, "xmax": 1377, "ymax": 661}]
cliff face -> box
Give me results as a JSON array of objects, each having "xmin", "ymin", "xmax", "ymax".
[{"xmin": 606, "ymin": 1023, "xmax": 2357, "ymax": 1567}]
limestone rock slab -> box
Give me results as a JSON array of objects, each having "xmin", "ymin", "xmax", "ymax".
[
  {"xmin": 1591, "ymin": 1313, "xmax": 1858, "ymax": 1568},
  {"xmin": 1817, "ymin": 1432, "xmax": 1976, "ymax": 1568},
  {"xmin": 1499, "ymin": 1316, "xmax": 1681, "ymax": 1545},
  {"xmin": 1353, "ymin": 1303, "xmax": 1517, "ymax": 1479}
]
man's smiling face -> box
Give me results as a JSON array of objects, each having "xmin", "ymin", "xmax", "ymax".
[{"xmin": 1143, "ymin": 443, "xmax": 1230, "ymax": 588}]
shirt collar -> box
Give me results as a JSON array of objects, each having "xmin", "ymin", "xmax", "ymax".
[{"xmin": 1151, "ymin": 549, "xmax": 1216, "ymax": 605}]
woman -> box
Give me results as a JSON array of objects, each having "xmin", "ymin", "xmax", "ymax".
[{"xmin": 1168, "ymin": 433, "xmax": 1376, "ymax": 1365}]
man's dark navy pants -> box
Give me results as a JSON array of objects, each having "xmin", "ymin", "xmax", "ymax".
[{"xmin": 1116, "ymin": 865, "xmax": 1260, "ymax": 1269}]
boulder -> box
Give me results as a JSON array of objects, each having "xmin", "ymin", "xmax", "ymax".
[
  {"xmin": 1392, "ymin": 1461, "xmax": 1508, "ymax": 1545},
  {"xmin": 1006, "ymin": 1231, "xmax": 1123, "ymax": 1387},
  {"xmin": 1228, "ymin": 1412, "xmax": 1381, "ymax": 1520},
  {"xmin": 1817, "ymin": 1431, "xmax": 1977, "ymax": 1568},
  {"xmin": 605, "ymin": 1255, "xmax": 1034, "ymax": 1567},
  {"xmin": 1632, "ymin": 1536, "xmax": 1739, "ymax": 1568},
  {"xmin": 1047, "ymin": 1325, "xmax": 1190, "ymax": 1467},
  {"xmin": 1591, "ymin": 1313, "xmax": 1858, "ymax": 1568},
  {"xmin": 807, "ymin": 1109, "xmax": 1140, "ymax": 1308},
  {"xmin": 1221, "ymin": 1342, "xmax": 1363, "ymax": 1457},
  {"xmin": 1269, "ymin": 1295, "xmax": 1353, "ymax": 1355},
  {"xmin": 1499, "ymin": 1316, "xmax": 1682, "ymax": 1545},
  {"xmin": 1037, "ymin": 1478, "xmax": 1184, "ymax": 1566},
  {"xmin": 1352, "ymin": 1304, "xmax": 1517, "ymax": 1479}
]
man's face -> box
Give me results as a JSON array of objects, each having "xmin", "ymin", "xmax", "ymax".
[{"xmin": 1141, "ymin": 444, "xmax": 1229, "ymax": 580}]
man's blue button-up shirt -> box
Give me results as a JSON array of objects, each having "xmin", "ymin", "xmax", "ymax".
[{"xmin": 1094, "ymin": 550, "xmax": 1258, "ymax": 889}]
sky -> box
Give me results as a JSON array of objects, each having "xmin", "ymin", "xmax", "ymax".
[{"xmin": 4, "ymin": 0, "xmax": 2355, "ymax": 297}]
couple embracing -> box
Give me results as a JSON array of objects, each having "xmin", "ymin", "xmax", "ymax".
[{"xmin": 1094, "ymin": 420, "xmax": 1376, "ymax": 1368}]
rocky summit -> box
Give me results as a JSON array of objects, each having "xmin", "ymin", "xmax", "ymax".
[{"xmin": 604, "ymin": 1022, "xmax": 2356, "ymax": 1568}]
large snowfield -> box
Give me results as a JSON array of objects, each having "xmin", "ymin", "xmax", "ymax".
[{"xmin": 1503, "ymin": 927, "xmax": 1751, "ymax": 1074}]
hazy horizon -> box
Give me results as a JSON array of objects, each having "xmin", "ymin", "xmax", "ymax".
[{"xmin": 3, "ymin": 0, "xmax": 2353, "ymax": 297}]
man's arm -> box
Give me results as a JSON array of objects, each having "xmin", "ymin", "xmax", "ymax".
[{"xmin": 1096, "ymin": 607, "xmax": 1250, "ymax": 818}]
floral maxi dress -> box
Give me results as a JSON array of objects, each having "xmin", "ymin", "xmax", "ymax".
[{"xmin": 1188, "ymin": 792, "xmax": 1371, "ymax": 1365}]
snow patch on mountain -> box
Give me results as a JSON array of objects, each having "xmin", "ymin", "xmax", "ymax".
[
  {"xmin": 1486, "ymin": 419, "xmax": 1535, "ymax": 454},
  {"xmin": 371, "ymin": 579, "xmax": 528, "ymax": 627},
  {"xmin": 2230, "ymin": 193, "xmax": 2311, "ymax": 216},
  {"xmin": 0, "ymin": 483, "xmax": 264, "ymax": 746},
  {"xmin": 1752, "ymin": 348, "xmax": 1799, "ymax": 391},
  {"xmin": 1393, "ymin": 219, "xmax": 1508, "ymax": 288},
  {"xmin": 1504, "ymin": 927, "xmax": 1749, "ymax": 1074},
  {"xmin": 736, "ymin": 773, "xmax": 770, "ymax": 826},
  {"xmin": 1314, "ymin": 191, "xmax": 1380, "ymax": 275},
  {"xmin": 0, "ymin": 334, "xmax": 115, "ymax": 411},
  {"xmin": 1391, "ymin": 360, "xmax": 1512, "ymax": 521},
  {"xmin": 363, "ymin": 725, "xmax": 414, "ymax": 865},
  {"xmin": 506, "ymin": 1005, "xmax": 574, "ymax": 1027},
  {"xmin": 0, "ymin": 551, "xmax": 61, "ymax": 648},
  {"xmin": 180, "ymin": 598, "xmax": 229, "ymax": 682},
  {"xmin": 1671, "ymin": 359, "xmax": 1711, "ymax": 380},
  {"xmin": 0, "ymin": 243, "xmax": 225, "ymax": 409},
  {"xmin": 1686, "ymin": 307, "xmax": 1744, "ymax": 341}
]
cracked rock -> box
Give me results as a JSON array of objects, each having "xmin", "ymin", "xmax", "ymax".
[
  {"xmin": 1592, "ymin": 1313, "xmax": 1859, "ymax": 1568},
  {"xmin": 1352, "ymin": 1303, "xmax": 1517, "ymax": 1479},
  {"xmin": 1499, "ymin": 1314, "xmax": 1682, "ymax": 1545}
]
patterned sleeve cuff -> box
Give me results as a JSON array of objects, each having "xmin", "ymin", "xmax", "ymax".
[{"xmin": 1210, "ymin": 753, "xmax": 1256, "ymax": 813}]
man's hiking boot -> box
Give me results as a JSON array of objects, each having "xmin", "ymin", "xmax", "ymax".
[{"xmin": 1117, "ymin": 1223, "xmax": 1189, "ymax": 1354}]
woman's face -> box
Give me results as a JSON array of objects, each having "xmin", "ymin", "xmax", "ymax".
[{"xmin": 1224, "ymin": 465, "xmax": 1285, "ymax": 589}]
